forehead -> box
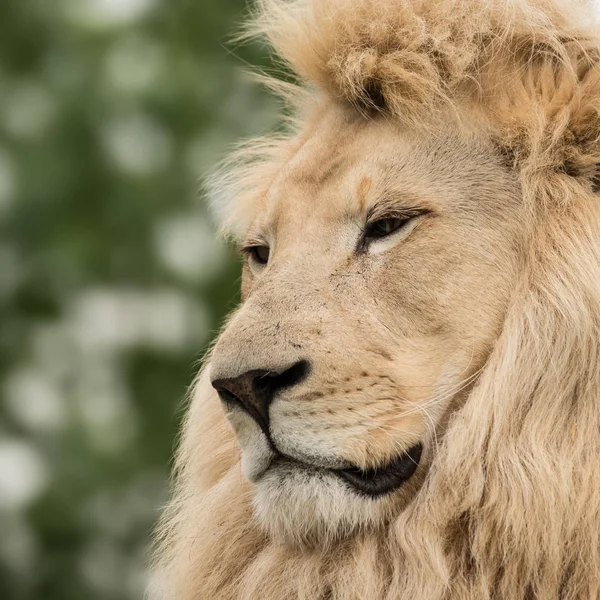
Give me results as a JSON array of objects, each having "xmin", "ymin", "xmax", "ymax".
[
  {"xmin": 245, "ymin": 104, "xmax": 508, "ymax": 238},
  {"xmin": 266, "ymin": 109, "xmax": 399, "ymax": 222}
]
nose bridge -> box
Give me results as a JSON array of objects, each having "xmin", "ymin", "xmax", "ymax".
[
  {"xmin": 276, "ymin": 209, "xmax": 341, "ymax": 270},
  {"xmin": 210, "ymin": 275, "xmax": 320, "ymax": 383},
  {"xmin": 210, "ymin": 219, "xmax": 344, "ymax": 383}
]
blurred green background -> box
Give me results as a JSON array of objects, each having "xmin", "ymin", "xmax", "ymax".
[{"xmin": 0, "ymin": 0, "xmax": 278, "ymax": 598}]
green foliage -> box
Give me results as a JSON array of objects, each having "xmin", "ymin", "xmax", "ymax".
[{"xmin": 0, "ymin": 1, "xmax": 275, "ymax": 598}]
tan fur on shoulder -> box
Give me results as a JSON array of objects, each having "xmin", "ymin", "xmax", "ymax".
[{"xmin": 151, "ymin": 1, "xmax": 600, "ymax": 599}]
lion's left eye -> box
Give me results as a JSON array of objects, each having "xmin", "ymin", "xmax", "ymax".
[{"xmin": 364, "ymin": 217, "xmax": 411, "ymax": 240}]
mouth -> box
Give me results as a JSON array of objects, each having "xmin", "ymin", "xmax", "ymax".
[
  {"xmin": 333, "ymin": 443, "xmax": 423, "ymax": 497},
  {"xmin": 265, "ymin": 443, "xmax": 424, "ymax": 498}
]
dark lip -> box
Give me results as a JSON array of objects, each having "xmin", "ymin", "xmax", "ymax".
[{"xmin": 333, "ymin": 443, "xmax": 423, "ymax": 497}]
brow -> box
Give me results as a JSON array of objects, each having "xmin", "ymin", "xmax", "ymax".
[{"xmin": 365, "ymin": 194, "xmax": 431, "ymax": 221}]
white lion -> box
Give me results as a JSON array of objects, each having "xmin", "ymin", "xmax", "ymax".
[{"xmin": 151, "ymin": 1, "xmax": 600, "ymax": 598}]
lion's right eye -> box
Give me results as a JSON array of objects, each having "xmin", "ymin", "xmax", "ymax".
[{"xmin": 245, "ymin": 245, "xmax": 270, "ymax": 265}]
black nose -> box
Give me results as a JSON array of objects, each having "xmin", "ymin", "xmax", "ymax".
[{"xmin": 212, "ymin": 360, "xmax": 310, "ymax": 436}]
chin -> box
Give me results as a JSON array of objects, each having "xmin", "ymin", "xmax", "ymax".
[{"xmin": 251, "ymin": 456, "xmax": 422, "ymax": 549}]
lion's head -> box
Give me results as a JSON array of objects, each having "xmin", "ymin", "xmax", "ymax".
[
  {"xmin": 209, "ymin": 106, "xmax": 522, "ymax": 546},
  {"xmin": 152, "ymin": 1, "xmax": 600, "ymax": 599}
]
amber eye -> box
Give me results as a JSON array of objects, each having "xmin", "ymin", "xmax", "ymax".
[
  {"xmin": 364, "ymin": 217, "xmax": 411, "ymax": 240},
  {"xmin": 246, "ymin": 245, "xmax": 270, "ymax": 265}
]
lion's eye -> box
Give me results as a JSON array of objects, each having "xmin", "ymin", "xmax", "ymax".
[
  {"xmin": 246, "ymin": 245, "xmax": 270, "ymax": 265},
  {"xmin": 364, "ymin": 217, "xmax": 411, "ymax": 240}
]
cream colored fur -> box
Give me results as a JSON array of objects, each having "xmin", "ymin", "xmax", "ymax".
[{"xmin": 150, "ymin": 1, "xmax": 600, "ymax": 598}]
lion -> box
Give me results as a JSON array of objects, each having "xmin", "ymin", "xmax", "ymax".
[{"xmin": 150, "ymin": 0, "xmax": 600, "ymax": 598}]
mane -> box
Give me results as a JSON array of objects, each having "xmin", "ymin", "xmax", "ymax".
[{"xmin": 150, "ymin": 1, "xmax": 600, "ymax": 598}]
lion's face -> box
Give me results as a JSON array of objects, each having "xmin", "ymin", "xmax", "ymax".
[{"xmin": 210, "ymin": 104, "xmax": 525, "ymax": 547}]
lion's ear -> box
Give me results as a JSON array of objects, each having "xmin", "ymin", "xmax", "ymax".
[
  {"xmin": 484, "ymin": 45, "xmax": 600, "ymax": 202},
  {"xmin": 253, "ymin": 0, "xmax": 600, "ymax": 201},
  {"xmin": 553, "ymin": 54, "xmax": 600, "ymax": 191},
  {"xmin": 354, "ymin": 79, "xmax": 387, "ymax": 115}
]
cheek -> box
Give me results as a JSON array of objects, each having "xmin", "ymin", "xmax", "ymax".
[
  {"xmin": 392, "ymin": 343, "xmax": 455, "ymax": 398},
  {"xmin": 362, "ymin": 226, "xmax": 515, "ymax": 342}
]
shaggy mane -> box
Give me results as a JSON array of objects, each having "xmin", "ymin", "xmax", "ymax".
[{"xmin": 151, "ymin": 1, "xmax": 600, "ymax": 599}]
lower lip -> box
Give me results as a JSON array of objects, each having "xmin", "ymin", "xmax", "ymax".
[
  {"xmin": 334, "ymin": 443, "xmax": 423, "ymax": 497},
  {"xmin": 265, "ymin": 443, "xmax": 423, "ymax": 498}
]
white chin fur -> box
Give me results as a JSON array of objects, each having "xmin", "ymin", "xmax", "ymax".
[{"xmin": 252, "ymin": 460, "xmax": 394, "ymax": 548}]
